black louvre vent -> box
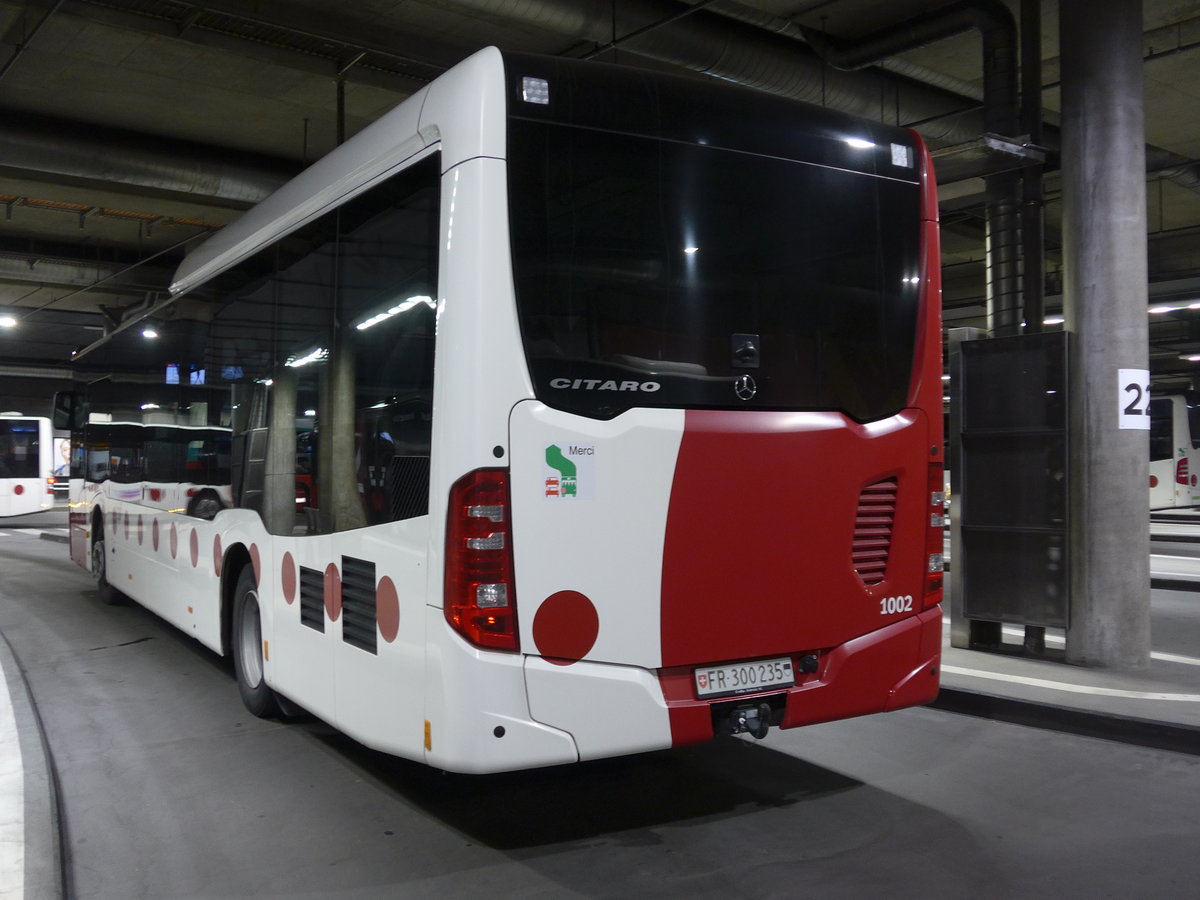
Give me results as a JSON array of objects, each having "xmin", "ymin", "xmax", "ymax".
[
  {"xmin": 341, "ymin": 555, "xmax": 377, "ymax": 655},
  {"xmin": 299, "ymin": 565, "xmax": 325, "ymax": 633},
  {"xmin": 388, "ymin": 456, "xmax": 430, "ymax": 521},
  {"xmin": 852, "ymin": 479, "xmax": 898, "ymax": 586}
]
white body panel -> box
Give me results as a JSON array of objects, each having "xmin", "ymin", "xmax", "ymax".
[
  {"xmin": 1150, "ymin": 395, "xmax": 1200, "ymax": 509},
  {"xmin": 524, "ymin": 657, "xmax": 672, "ymax": 761},
  {"xmin": 423, "ymin": 609, "xmax": 577, "ymax": 773},
  {"xmin": 508, "ymin": 401, "xmax": 685, "ymax": 668},
  {"xmin": 0, "ymin": 416, "xmax": 53, "ymax": 517}
]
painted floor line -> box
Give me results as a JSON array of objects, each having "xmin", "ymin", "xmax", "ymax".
[
  {"xmin": 943, "ymin": 620, "xmax": 1200, "ymax": 667},
  {"xmin": 941, "ymin": 664, "xmax": 1200, "ymax": 702},
  {"xmin": 0, "ymin": 649, "xmax": 25, "ymax": 900},
  {"xmin": 1151, "ymin": 651, "xmax": 1200, "ymax": 667}
]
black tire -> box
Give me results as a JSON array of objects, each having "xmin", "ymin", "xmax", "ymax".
[
  {"xmin": 231, "ymin": 567, "xmax": 282, "ymax": 718},
  {"xmin": 186, "ymin": 489, "xmax": 223, "ymax": 520},
  {"xmin": 92, "ymin": 536, "xmax": 123, "ymax": 606}
]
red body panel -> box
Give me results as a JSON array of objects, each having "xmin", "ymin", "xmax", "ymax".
[
  {"xmin": 659, "ymin": 132, "xmax": 944, "ymax": 742},
  {"xmin": 659, "ymin": 408, "xmax": 932, "ymax": 669},
  {"xmin": 663, "ymin": 607, "xmax": 942, "ymax": 745}
]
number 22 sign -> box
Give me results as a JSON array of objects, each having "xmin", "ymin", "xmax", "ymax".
[{"xmin": 1119, "ymin": 368, "xmax": 1151, "ymax": 430}]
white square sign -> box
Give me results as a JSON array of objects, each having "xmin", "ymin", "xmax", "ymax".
[{"xmin": 1118, "ymin": 368, "xmax": 1150, "ymax": 429}]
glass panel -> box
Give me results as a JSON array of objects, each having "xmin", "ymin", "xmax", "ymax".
[
  {"xmin": 508, "ymin": 122, "xmax": 920, "ymax": 421},
  {"xmin": 0, "ymin": 420, "xmax": 41, "ymax": 478},
  {"xmin": 1150, "ymin": 398, "xmax": 1174, "ymax": 462},
  {"xmin": 198, "ymin": 154, "xmax": 440, "ymax": 534}
]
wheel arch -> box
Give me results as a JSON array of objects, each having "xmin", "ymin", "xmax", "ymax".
[{"xmin": 220, "ymin": 542, "xmax": 254, "ymax": 657}]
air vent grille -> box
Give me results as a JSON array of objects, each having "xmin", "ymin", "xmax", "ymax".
[{"xmin": 853, "ymin": 479, "xmax": 898, "ymax": 586}]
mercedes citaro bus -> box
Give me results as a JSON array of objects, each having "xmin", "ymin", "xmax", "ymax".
[{"xmin": 57, "ymin": 47, "xmax": 944, "ymax": 773}]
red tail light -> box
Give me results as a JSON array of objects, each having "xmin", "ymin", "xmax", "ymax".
[
  {"xmin": 444, "ymin": 468, "xmax": 519, "ymax": 651},
  {"xmin": 924, "ymin": 463, "xmax": 945, "ymax": 609},
  {"xmin": 46, "ymin": 476, "xmax": 56, "ymax": 495},
  {"xmin": 1177, "ymin": 458, "xmax": 1189, "ymax": 486}
]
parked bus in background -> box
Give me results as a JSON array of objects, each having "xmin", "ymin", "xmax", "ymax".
[
  {"xmin": 0, "ymin": 413, "xmax": 54, "ymax": 517},
  {"xmin": 1150, "ymin": 392, "xmax": 1200, "ymax": 509},
  {"xmin": 56, "ymin": 48, "xmax": 944, "ymax": 773}
]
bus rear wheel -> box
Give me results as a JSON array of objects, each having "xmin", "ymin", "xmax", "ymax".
[
  {"xmin": 232, "ymin": 567, "xmax": 283, "ymax": 718},
  {"xmin": 92, "ymin": 538, "xmax": 122, "ymax": 606}
]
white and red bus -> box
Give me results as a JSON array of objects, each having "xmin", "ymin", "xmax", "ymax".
[
  {"xmin": 58, "ymin": 47, "xmax": 944, "ymax": 773},
  {"xmin": 1149, "ymin": 392, "xmax": 1200, "ymax": 510},
  {"xmin": 0, "ymin": 413, "xmax": 54, "ymax": 517}
]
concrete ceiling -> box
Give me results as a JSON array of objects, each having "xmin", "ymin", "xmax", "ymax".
[{"xmin": 2, "ymin": 0, "xmax": 1200, "ymax": 391}]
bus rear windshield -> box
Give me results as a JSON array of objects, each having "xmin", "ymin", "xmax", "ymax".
[
  {"xmin": 508, "ymin": 123, "xmax": 922, "ymax": 421},
  {"xmin": 0, "ymin": 420, "xmax": 41, "ymax": 478}
]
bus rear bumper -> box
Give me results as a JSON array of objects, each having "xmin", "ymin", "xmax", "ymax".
[{"xmin": 665, "ymin": 606, "xmax": 943, "ymax": 746}]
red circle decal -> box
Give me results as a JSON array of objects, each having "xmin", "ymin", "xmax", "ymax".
[
  {"xmin": 532, "ymin": 590, "xmax": 600, "ymax": 665},
  {"xmin": 213, "ymin": 535, "xmax": 223, "ymax": 577},
  {"xmin": 124, "ymin": 512, "xmax": 130, "ymax": 541},
  {"xmin": 137, "ymin": 514, "xmax": 144, "ymax": 545},
  {"xmin": 152, "ymin": 518, "xmax": 160, "ymax": 551},
  {"xmin": 324, "ymin": 563, "xmax": 342, "ymax": 621},
  {"xmin": 250, "ymin": 543, "xmax": 261, "ymax": 586},
  {"xmin": 281, "ymin": 552, "xmax": 296, "ymax": 605},
  {"xmin": 189, "ymin": 528, "xmax": 199, "ymax": 568},
  {"xmin": 169, "ymin": 522, "xmax": 178, "ymax": 559},
  {"xmin": 377, "ymin": 576, "xmax": 400, "ymax": 643},
  {"xmin": 13, "ymin": 484, "xmax": 23, "ymax": 496}
]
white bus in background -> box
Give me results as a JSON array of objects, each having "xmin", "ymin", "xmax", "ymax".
[
  {"xmin": 0, "ymin": 413, "xmax": 54, "ymax": 517},
  {"xmin": 1149, "ymin": 392, "xmax": 1200, "ymax": 509}
]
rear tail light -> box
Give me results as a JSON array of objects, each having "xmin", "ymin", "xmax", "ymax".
[
  {"xmin": 924, "ymin": 463, "xmax": 945, "ymax": 609},
  {"xmin": 444, "ymin": 468, "xmax": 519, "ymax": 651},
  {"xmin": 46, "ymin": 476, "xmax": 56, "ymax": 495},
  {"xmin": 1177, "ymin": 458, "xmax": 1190, "ymax": 486}
]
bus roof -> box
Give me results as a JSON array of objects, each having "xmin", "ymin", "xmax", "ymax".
[{"xmin": 170, "ymin": 46, "xmax": 506, "ymax": 297}]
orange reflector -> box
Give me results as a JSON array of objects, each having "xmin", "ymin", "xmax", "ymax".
[
  {"xmin": 263, "ymin": 640, "xmax": 269, "ymax": 662},
  {"xmin": 424, "ymin": 720, "xmax": 432, "ymax": 751}
]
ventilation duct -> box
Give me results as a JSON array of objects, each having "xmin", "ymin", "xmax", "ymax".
[{"xmin": 0, "ymin": 111, "xmax": 294, "ymax": 209}]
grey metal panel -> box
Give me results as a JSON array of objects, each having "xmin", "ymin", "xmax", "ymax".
[{"xmin": 958, "ymin": 331, "xmax": 1069, "ymax": 628}]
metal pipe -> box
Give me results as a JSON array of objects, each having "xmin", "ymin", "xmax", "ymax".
[
  {"xmin": 0, "ymin": 111, "xmax": 294, "ymax": 208},
  {"xmin": 452, "ymin": 0, "xmax": 980, "ymax": 145},
  {"xmin": 1020, "ymin": 0, "xmax": 1045, "ymax": 334},
  {"xmin": 0, "ymin": 0, "xmax": 67, "ymax": 82}
]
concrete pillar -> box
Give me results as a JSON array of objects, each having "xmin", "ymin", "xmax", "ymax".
[
  {"xmin": 263, "ymin": 366, "xmax": 297, "ymax": 536},
  {"xmin": 1060, "ymin": 0, "xmax": 1151, "ymax": 668},
  {"xmin": 328, "ymin": 326, "xmax": 366, "ymax": 532}
]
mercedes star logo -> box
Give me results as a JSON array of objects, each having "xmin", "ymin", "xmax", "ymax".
[{"xmin": 734, "ymin": 374, "xmax": 757, "ymax": 401}]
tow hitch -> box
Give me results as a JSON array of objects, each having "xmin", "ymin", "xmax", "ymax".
[{"xmin": 726, "ymin": 701, "xmax": 774, "ymax": 739}]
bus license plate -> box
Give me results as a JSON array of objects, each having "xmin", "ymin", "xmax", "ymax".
[{"xmin": 694, "ymin": 657, "xmax": 795, "ymax": 699}]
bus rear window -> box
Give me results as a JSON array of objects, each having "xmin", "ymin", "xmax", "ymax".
[
  {"xmin": 0, "ymin": 420, "xmax": 41, "ymax": 478},
  {"xmin": 507, "ymin": 122, "xmax": 922, "ymax": 421}
]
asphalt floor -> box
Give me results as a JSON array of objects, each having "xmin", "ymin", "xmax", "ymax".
[{"xmin": 1, "ymin": 508, "xmax": 1197, "ymax": 899}]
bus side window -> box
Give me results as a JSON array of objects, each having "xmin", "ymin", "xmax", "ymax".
[
  {"xmin": 1150, "ymin": 398, "xmax": 1173, "ymax": 462},
  {"xmin": 1187, "ymin": 397, "xmax": 1200, "ymax": 450},
  {"xmin": 337, "ymin": 156, "xmax": 440, "ymax": 530},
  {"xmin": 205, "ymin": 155, "xmax": 440, "ymax": 536}
]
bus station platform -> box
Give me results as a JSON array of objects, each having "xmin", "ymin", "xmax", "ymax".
[
  {"xmin": 935, "ymin": 508, "xmax": 1200, "ymax": 752},
  {"xmin": 1, "ymin": 516, "xmax": 1198, "ymax": 898}
]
